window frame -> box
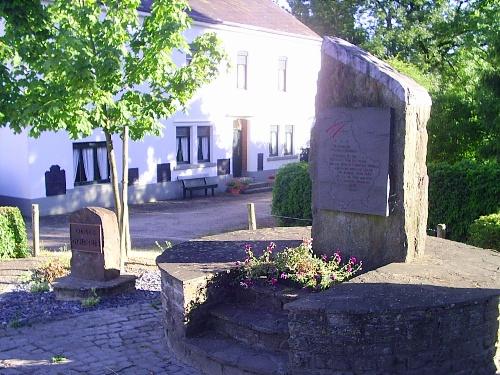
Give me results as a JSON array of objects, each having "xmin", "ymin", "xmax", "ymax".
[
  {"xmin": 73, "ymin": 141, "xmax": 110, "ymax": 186},
  {"xmin": 237, "ymin": 51, "xmax": 248, "ymax": 90},
  {"xmin": 176, "ymin": 126, "xmax": 191, "ymax": 164},
  {"xmin": 269, "ymin": 125, "xmax": 279, "ymax": 157},
  {"xmin": 197, "ymin": 126, "xmax": 211, "ymax": 163},
  {"xmin": 278, "ymin": 56, "xmax": 287, "ymax": 92}
]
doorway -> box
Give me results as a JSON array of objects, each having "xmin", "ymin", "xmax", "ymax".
[{"xmin": 232, "ymin": 119, "xmax": 248, "ymax": 177}]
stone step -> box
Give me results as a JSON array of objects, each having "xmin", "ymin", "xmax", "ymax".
[
  {"xmin": 186, "ymin": 332, "xmax": 288, "ymax": 375},
  {"xmin": 235, "ymin": 285, "xmax": 308, "ymax": 311},
  {"xmin": 241, "ymin": 186, "xmax": 273, "ymax": 194},
  {"xmin": 210, "ymin": 304, "xmax": 289, "ymax": 351}
]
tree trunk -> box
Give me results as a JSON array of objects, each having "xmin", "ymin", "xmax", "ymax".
[
  {"xmin": 104, "ymin": 130, "xmax": 122, "ymax": 226},
  {"xmin": 120, "ymin": 126, "xmax": 130, "ymax": 270},
  {"xmin": 105, "ymin": 130, "xmax": 124, "ymax": 271}
]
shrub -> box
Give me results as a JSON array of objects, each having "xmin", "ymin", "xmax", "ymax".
[
  {"xmin": 428, "ymin": 161, "xmax": 500, "ymax": 242},
  {"xmin": 0, "ymin": 207, "xmax": 29, "ymax": 259},
  {"xmin": 468, "ymin": 213, "xmax": 500, "ymax": 251},
  {"xmin": 272, "ymin": 162, "xmax": 312, "ymax": 226},
  {"xmin": 236, "ymin": 240, "xmax": 362, "ymax": 291}
]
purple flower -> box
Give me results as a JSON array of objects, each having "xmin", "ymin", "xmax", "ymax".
[
  {"xmin": 349, "ymin": 256, "xmax": 357, "ymax": 265},
  {"xmin": 321, "ymin": 254, "xmax": 328, "ymax": 262},
  {"xmin": 333, "ymin": 251, "xmax": 342, "ymax": 263},
  {"xmin": 280, "ymin": 272, "xmax": 288, "ymax": 280},
  {"xmin": 269, "ymin": 277, "xmax": 278, "ymax": 286},
  {"xmin": 244, "ymin": 244, "xmax": 252, "ymax": 254},
  {"xmin": 347, "ymin": 264, "xmax": 353, "ymax": 273}
]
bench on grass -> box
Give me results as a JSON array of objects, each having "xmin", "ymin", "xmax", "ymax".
[{"xmin": 179, "ymin": 177, "xmax": 218, "ymax": 199}]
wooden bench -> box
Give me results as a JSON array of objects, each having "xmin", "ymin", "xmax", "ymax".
[{"xmin": 179, "ymin": 177, "xmax": 218, "ymax": 199}]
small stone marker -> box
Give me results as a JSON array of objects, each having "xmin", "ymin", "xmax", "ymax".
[
  {"xmin": 311, "ymin": 37, "xmax": 431, "ymax": 269},
  {"xmin": 53, "ymin": 206, "xmax": 136, "ymax": 301},
  {"xmin": 69, "ymin": 207, "xmax": 120, "ymax": 281}
]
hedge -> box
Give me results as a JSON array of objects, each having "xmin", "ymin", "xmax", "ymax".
[
  {"xmin": 427, "ymin": 161, "xmax": 500, "ymax": 242},
  {"xmin": 468, "ymin": 213, "xmax": 500, "ymax": 251},
  {"xmin": 0, "ymin": 207, "xmax": 30, "ymax": 259},
  {"xmin": 271, "ymin": 162, "xmax": 312, "ymax": 226}
]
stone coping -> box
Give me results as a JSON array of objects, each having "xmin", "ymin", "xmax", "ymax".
[
  {"xmin": 287, "ymin": 236, "xmax": 500, "ymax": 313},
  {"xmin": 157, "ymin": 227, "xmax": 499, "ymax": 310},
  {"xmin": 156, "ymin": 227, "xmax": 309, "ymax": 283}
]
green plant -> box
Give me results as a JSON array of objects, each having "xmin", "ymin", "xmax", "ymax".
[
  {"xmin": 30, "ymin": 280, "xmax": 50, "ymax": 293},
  {"xmin": 81, "ymin": 289, "xmax": 101, "ymax": 308},
  {"xmin": 237, "ymin": 240, "xmax": 361, "ymax": 291},
  {"xmin": 0, "ymin": 206, "xmax": 29, "ymax": 259},
  {"xmin": 51, "ymin": 355, "xmax": 67, "ymax": 363},
  {"xmin": 271, "ymin": 162, "xmax": 312, "ymax": 226},
  {"xmin": 428, "ymin": 161, "xmax": 500, "ymax": 242},
  {"xmin": 468, "ymin": 213, "xmax": 500, "ymax": 251}
]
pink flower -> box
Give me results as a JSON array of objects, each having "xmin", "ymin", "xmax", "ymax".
[
  {"xmin": 269, "ymin": 277, "xmax": 278, "ymax": 286},
  {"xmin": 244, "ymin": 244, "xmax": 252, "ymax": 254},
  {"xmin": 333, "ymin": 252, "xmax": 342, "ymax": 263},
  {"xmin": 280, "ymin": 272, "xmax": 288, "ymax": 280},
  {"xmin": 321, "ymin": 254, "xmax": 328, "ymax": 262},
  {"xmin": 347, "ymin": 264, "xmax": 353, "ymax": 273},
  {"xmin": 349, "ymin": 256, "xmax": 357, "ymax": 265}
]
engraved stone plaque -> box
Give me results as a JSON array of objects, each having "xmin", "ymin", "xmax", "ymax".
[
  {"xmin": 316, "ymin": 107, "xmax": 391, "ymax": 216},
  {"xmin": 70, "ymin": 223, "xmax": 102, "ymax": 253}
]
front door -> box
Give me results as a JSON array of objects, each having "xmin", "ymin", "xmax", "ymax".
[{"xmin": 232, "ymin": 119, "xmax": 247, "ymax": 177}]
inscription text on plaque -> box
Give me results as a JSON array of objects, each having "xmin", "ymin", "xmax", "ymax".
[
  {"xmin": 70, "ymin": 223, "xmax": 103, "ymax": 253},
  {"xmin": 316, "ymin": 107, "xmax": 391, "ymax": 216}
]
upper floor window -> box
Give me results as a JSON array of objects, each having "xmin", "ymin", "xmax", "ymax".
[
  {"xmin": 197, "ymin": 126, "xmax": 211, "ymax": 162},
  {"xmin": 278, "ymin": 57, "xmax": 287, "ymax": 92},
  {"xmin": 284, "ymin": 125, "xmax": 294, "ymax": 155},
  {"xmin": 237, "ymin": 51, "xmax": 248, "ymax": 90},
  {"xmin": 269, "ymin": 125, "xmax": 279, "ymax": 156},
  {"xmin": 73, "ymin": 142, "xmax": 109, "ymax": 185},
  {"xmin": 176, "ymin": 127, "xmax": 190, "ymax": 164}
]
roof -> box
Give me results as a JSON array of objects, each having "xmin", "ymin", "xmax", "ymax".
[{"xmin": 139, "ymin": 0, "xmax": 319, "ymax": 39}]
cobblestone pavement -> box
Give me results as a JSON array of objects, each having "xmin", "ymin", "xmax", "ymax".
[{"xmin": 0, "ymin": 302, "xmax": 202, "ymax": 375}]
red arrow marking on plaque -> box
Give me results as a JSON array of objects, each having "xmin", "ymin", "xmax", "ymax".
[{"xmin": 326, "ymin": 123, "xmax": 345, "ymax": 140}]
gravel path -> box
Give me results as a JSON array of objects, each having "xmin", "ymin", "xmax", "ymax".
[{"xmin": 0, "ymin": 270, "xmax": 161, "ymax": 329}]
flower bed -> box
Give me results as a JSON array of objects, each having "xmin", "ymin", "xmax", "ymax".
[{"xmin": 236, "ymin": 239, "xmax": 362, "ymax": 291}]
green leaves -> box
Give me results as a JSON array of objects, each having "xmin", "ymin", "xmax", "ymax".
[{"xmin": 1, "ymin": 0, "xmax": 225, "ymax": 140}]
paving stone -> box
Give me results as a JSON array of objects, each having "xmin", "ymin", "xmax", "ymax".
[{"xmin": 0, "ymin": 302, "xmax": 202, "ymax": 375}]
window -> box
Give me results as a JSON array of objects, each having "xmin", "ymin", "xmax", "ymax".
[
  {"xmin": 237, "ymin": 51, "xmax": 248, "ymax": 90},
  {"xmin": 278, "ymin": 57, "xmax": 287, "ymax": 92},
  {"xmin": 73, "ymin": 142, "xmax": 109, "ymax": 185},
  {"xmin": 269, "ymin": 125, "xmax": 279, "ymax": 156},
  {"xmin": 284, "ymin": 125, "xmax": 294, "ymax": 155},
  {"xmin": 176, "ymin": 127, "xmax": 191, "ymax": 164},
  {"xmin": 197, "ymin": 126, "xmax": 210, "ymax": 162}
]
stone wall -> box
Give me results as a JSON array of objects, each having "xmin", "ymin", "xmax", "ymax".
[
  {"xmin": 311, "ymin": 37, "xmax": 431, "ymax": 269},
  {"xmin": 286, "ymin": 236, "xmax": 500, "ymax": 375}
]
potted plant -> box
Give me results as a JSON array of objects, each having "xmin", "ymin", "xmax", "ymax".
[
  {"xmin": 226, "ymin": 179, "xmax": 242, "ymax": 194},
  {"xmin": 238, "ymin": 177, "xmax": 253, "ymax": 192}
]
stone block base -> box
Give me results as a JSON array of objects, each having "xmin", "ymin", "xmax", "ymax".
[{"xmin": 52, "ymin": 274, "xmax": 137, "ymax": 301}]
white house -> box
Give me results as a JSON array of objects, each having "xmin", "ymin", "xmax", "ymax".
[{"xmin": 0, "ymin": 0, "xmax": 321, "ymax": 216}]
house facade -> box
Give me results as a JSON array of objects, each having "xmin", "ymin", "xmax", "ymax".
[{"xmin": 0, "ymin": 0, "xmax": 321, "ymax": 216}]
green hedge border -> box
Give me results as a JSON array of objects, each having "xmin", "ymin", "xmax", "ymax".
[{"xmin": 0, "ymin": 206, "xmax": 29, "ymax": 259}]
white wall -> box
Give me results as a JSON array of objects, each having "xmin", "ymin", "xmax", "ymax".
[{"xmin": 0, "ymin": 19, "xmax": 321, "ymax": 202}]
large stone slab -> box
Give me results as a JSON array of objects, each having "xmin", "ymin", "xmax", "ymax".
[
  {"xmin": 69, "ymin": 207, "xmax": 120, "ymax": 281},
  {"xmin": 311, "ymin": 37, "xmax": 432, "ymax": 269}
]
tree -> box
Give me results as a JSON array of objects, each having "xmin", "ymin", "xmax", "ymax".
[
  {"xmin": 288, "ymin": 0, "xmax": 499, "ymax": 163},
  {"xmin": 0, "ymin": 0, "xmax": 226, "ymax": 269}
]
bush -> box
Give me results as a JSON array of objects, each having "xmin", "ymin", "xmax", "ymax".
[
  {"xmin": 0, "ymin": 207, "xmax": 29, "ymax": 259},
  {"xmin": 272, "ymin": 162, "xmax": 312, "ymax": 226},
  {"xmin": 468, "ymin": 213, "xmax": 500, "ymax": 251},
  {"xmin": 428, "ymin": 161, "xmax": 500, "ymax": 242}
]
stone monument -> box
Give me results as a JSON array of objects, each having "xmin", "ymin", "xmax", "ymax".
[
  {"xmin": 311, "ymin": 37, "xmax": 432, "ymax": 269},
  {"xmin": 53, "ymin": 207, "xmax": 136, "ymax": 300}
]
